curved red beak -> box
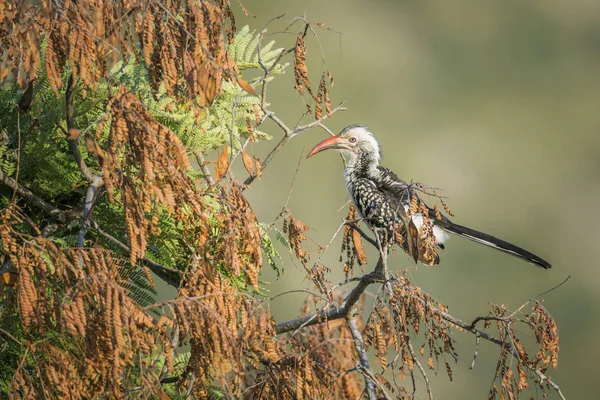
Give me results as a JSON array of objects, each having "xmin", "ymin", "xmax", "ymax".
[{"xmin": 307, "ymin": 135, "xmax": 342, "ymax": 158}]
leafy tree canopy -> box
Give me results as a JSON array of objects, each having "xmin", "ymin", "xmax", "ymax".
[{"xmin": 0, "ymin": 2, "xmax": 563, "ymax": 399}]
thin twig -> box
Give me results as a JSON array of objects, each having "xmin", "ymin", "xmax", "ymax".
[
  {"xmin": 91, "ymin": 221, "xmax": 182, "ymax": 287},
  {"xmin": 292, "ymin": 103, "xmax": 345, "ymax": 136},
  {"xmin": 346, "ymin": 314, "xmax": 377, "ymax": 400},
  {"xmin": 470, "ymin": 332, "xmax": 481, "ymax": 369},
  {"xmin": 469, "ymin": 315, "xmax": 513, "ymax": 331},
  {"xmin": 408, "ymin": 341, "xmax": 432, "ymax": 400},
  {"xmin": 242, "ymin": 134, "xmax": 287, "ymax": 189},
  {"xmin": 532, "ymin": 368, "xmax": 567, "ymax": 400},
  {"xmin": 251, "ymin": 149, "xmax": 306, "ymax": 246},
  {"xmin": 261, "ymin": 289, "xmax": 330, "ymax": 305},
  {"xmin": 0, "ymin": 327, "xmax": 20, "ymax": 344},
  {"xmin": 242, "ymin": 103, "xmax": 346, "ymax": 189},
  {"xmin": 283, "ymin": 145, "xmax": 305, "ymax": 206},
  {"xmin": 356, "ymin": 363, "xmax": 395, "ymax": 400},
  {"xmin": 346, "ymin": 221, "xmax": 378, "ymax": 248},
  {"xmin": 317, "ymin": 122, "xmax": 335, "ymax": 136},
  {"xmin": 194, "ymin": 151, "xmax": 215, "ymax": 186},
  {"xmin": 331, "ymin": 366, "xmax": 359, "ymax": 383},
  {"xmin": 535, "ymin": 275, "xmax": 571, "ymax": 298},
  {"xmin": 328, "ymin": 276, "xmax": 364, "ymax": 293}
]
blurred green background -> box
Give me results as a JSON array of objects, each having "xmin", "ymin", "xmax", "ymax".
[{"xmin": 235, "ymin": 0, "xmax": 600, "ymax": 398}]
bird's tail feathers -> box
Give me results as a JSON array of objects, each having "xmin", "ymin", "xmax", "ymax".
[{"xmin": 443, "ymin": 223, "xmax": 551, "ymax": 269}]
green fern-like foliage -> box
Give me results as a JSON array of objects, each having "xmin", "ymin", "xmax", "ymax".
[
  {"xmin": 120, "ymin": 266, "xmax": 159, "ymax": 308},
  {"xmin": 229, "ymin": 26, "xmax": 288, "ymax": 73},
  {"xmin": 0, "ymin": 300, "xmax": 23, "ymax": 388},
  {"xmin": 0, "ymin": 42, "xmax": 106, "ymax": 205},
  {"xmin": 0, "ymin": 24, "xmax": 296, "ymax": 394},
  {"xmin": 98, "ymin": 25, "xmax": 287, "ymax": 154},
  {"xmin": 0, "ymin": 26, "xmax": 287, "ymax": 301},
  {"xmin": 0, "ymin": 140, "xmax": 16, "ymax": 177},
  {"xmin": 259, "ymin": 223, "xmax": 285, "ymax": 278}
]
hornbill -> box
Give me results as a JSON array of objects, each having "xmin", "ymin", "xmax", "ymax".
[{"xmin": 307, "ymin": 124, "xmax": 551, "ymax": 268}]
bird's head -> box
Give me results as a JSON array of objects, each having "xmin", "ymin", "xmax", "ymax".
[{"xmin": 307, "ymin": 124, "xmax": 381, "ymax": 162}]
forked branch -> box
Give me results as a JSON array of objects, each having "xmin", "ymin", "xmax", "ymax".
[
  {"xmin": 91, "ymin": 221, "xmax": 182, "ymax": 287},
  {"xmin": 0, "ymin": 169, "xmax": 67, "ymax": 220},
  {"xmin": 275, "ymin": 229, "xmax": 565, "ymax": 400},
  {"xmin": 275, "ymin": 258, "xmax": 383, "ymax": 335},
  {"xmin": 241, "ymin": 18, "xmax": 346, "ymax": 190}
]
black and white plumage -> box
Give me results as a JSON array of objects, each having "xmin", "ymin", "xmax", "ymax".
[{"xmin": 307, "ymin": 124, "xmax": 551, "ymax": 269}]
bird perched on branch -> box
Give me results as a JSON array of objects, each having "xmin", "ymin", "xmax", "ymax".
[{"xmin": 307, "ymin": 124, "xmax": 551, "ymax": 269}]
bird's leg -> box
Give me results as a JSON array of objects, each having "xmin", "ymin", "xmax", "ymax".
[{"xmin": 370, "ymin": 228, "xmax": 390, "ymax": 280}]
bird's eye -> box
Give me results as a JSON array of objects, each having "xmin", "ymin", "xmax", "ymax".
[{"xmin": 348, "ymin": 137, "xmax": 357, "ymax": 143}]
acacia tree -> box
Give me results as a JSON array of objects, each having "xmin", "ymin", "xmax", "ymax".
[{"xmin": 0, "ymin": 1, "xmax": 564, "ymax": 399}]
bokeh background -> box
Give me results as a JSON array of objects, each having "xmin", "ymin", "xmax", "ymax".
[{"xmin": 233, "ymin": 1, "xmax": 600, "ymax": 398}]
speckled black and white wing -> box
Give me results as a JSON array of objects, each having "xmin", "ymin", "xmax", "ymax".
[
  {"xmin": 374, "ymin": 166, "xmax": 412, "ymax": 215},
  {"xmin": 345, "ymin": 177, "xmax": 406, "ymax": 245},
  {"xmin": 376, "ymin": 165, "xmax": 453, "ymax": 232},
  {"xmin": 329, "ymin": 124, "xmax": 550, "ymax": 268}
]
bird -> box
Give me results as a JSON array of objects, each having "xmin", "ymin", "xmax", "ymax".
[{"xmin": 307, "ymin": 124, "xmax": 551, "ymax": 269}]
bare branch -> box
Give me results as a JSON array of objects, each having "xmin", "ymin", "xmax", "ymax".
[
  {"xmin": 292, "ymin": 103, "xmax": 345, "ymax": 136},
  {"xmin": 468, "ymin": 315, "xmax": 513, "ymax": 330},
  {"xmin": 77, "ymin": 176, "xmax": 104, "ymax": 248},
  {"xmin": 535, "ymin": 274, "xmax": 571, "ymax": 298},
  {"xmin": 65, "ymin": 74, "xmax": 94, "ymax": 182},
  {"xmin": 355, "ymin": 363, "xmax": 395, "ymax": 400},
  {"xmin": 194, "ymin": 151, "xmax": 216, "ymax": 186},
  {"xmin": 346, "ymin": 220, "xmax": 378, "ymax": 248},
  {"xmin": 275, "ymin": 258, "xmax": 384, "ymax": 334},
  {"xmin": 346, "ymin": 314, "xmax": 377, "ymax": 400},
  {"xmin": 470, "ymin": 332, "xmax": 481, "ymax": 369},
  {"xmin": 63, "ymin": 73, "xmax": 107, "ymax": 251},
  {"xmin": 533, "ymin": 368, "xmax": 567, "ymax": 400},
  {"xmin": 0, "ymin": 169, "xmax": 70, "ymax": 220},
  {"xmin": 408, "ymin": 341, "xmax": 432, "ymax": 400},
  {"xmin": 241, "ymin": 21, "xmax": 346, "ymax": 189}
]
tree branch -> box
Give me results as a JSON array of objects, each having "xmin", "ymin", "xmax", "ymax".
[
  {"xmin": 275, "ymin": 242, "xmax": 566, "ymax": 399},
  {"xmin": 65, "ymin": 74, "xmax": 94, "ymax": 182},
  {"xmin": 91, "ymin": 221, "xmax": 182, "ymax": 287},
  {"xmin": 275, "ymin": 257, "xmax": 383, "ymax": 335},
  {"xmin": 292, "ymin": 104, "xmax": 345, "ymax": 136},
  {"xmin": 355, "ymin": 363, "xmax": 395, "ymax": 400},
  {"xmin": 239, "ymin": 21, "xmax": 346, "ymax": 190},
  {"xmin": 0, "ymin": 169, "xmax": 70, "ymax": 220},
  {"xmin": 242, "ymin": 104, "xmax": 346, "ymax": 189},
  {"xmin": 77, "ymin": 176, "xmax": 104, "ymax": 248},
  {"xmin": 532, "ymin": 369, "xmax": 567, "ymax": 400},
  {"xmin": 194, "ymin": 151, "xmax": 215, "ymax": 186},
  {"xmin": 346, "ymin": 314, "xmax": 377, "ymax": 400},
  {"xmin": 346, "ymin": 220, "xmax": 378, "ymax": 248},
  {"xmin": 408, "ymin": 341, "xmax": 432, "ymax": 400},
  {"xmin": 64, "ymin": 73, "xmax": 107, "ymax": 251}
]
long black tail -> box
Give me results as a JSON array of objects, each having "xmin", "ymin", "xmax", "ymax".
[{"xmin": 442, "ymin": 222, "xmax": 551, "ymax": 269}]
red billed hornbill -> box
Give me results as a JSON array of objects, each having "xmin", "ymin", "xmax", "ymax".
[{"xmin": 307, "ymin": 124, "xmax": 551, "ymax": 268}]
